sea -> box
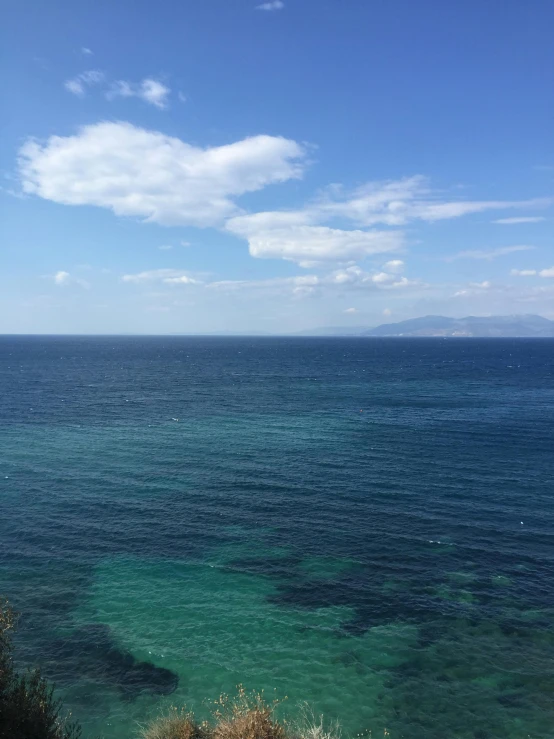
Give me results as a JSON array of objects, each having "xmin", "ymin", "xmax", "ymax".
[{"xmin": 0, "ymin": 336, "xmax": 553, "ymax": 739}]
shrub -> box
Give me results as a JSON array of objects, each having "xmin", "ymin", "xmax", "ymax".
[
  {"xmin": 212, "ymin": 686, "xmax": 287, "ymax": 739},
  {"xmin": 141, "ymin": 687, "xmax": 289, "ymax": 739},
  {"xmin": 0, "ymin": 600, "xmax": 81, "ymax": 739},
  {"xmin": 290, "ymin": 703, "xmax": 341, "ymax": 739},
  {"xmin": 140, "ymin": 708, "xmax": 207, "ymax": 739}
]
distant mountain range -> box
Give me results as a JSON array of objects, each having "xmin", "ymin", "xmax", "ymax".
[{"xmin": 298, "ymin": 315, "xmax": 554, "ymax": 338}]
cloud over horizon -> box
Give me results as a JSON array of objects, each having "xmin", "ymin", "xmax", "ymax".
[{"xmin": 15, "ymin": 120, "xmax": 554, "ymax": 317}]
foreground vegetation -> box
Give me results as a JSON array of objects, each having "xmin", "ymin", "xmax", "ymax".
[
  {"xmin": 140, "ymin": 688, "xmax": 341, "ymax": 739},
  {"xmin": 1, "ymin": 600, "xmax": 343, "ymax": 739},
  {"xmin": 0, "ymin": 601, "xmax": 81, "ymax": 739}
]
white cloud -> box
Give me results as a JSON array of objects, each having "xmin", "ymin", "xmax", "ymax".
[
  {"xmin": 81, "ymin": 47, "xmax": 93, "ymax": 55},
  {"xmin": 52, "ymin": 270, "xmax": 89, "ymax": 288},
  {"xmin": 178, "ymin": 91, "xmax": 187, "ymax": 103},
  {"xmin": 107, "ymin": 80, "xmax": 132, "ymax": 98},
  {"xmin": 181, "ymin": 241, "xmax": 191, "ymax": 247},
  {"xmin": 494, "ymin": 217, "xmax": 546, "ymax": 224},
  {"xmin": 158, "ymin": 245, "xmax": 173, "ymax": 250},
  {"xmin": 314, "ymin": 176, "xmax": 428, "ymax": 226},
  {"xmin": 382, "ymin": 259, "xmax": 404, "ymax": 272},
  {"xmin": 54, "ymin": 270, "xmax": 70, "ymax": 285},
  {"xmin": 107, "ymin": 78, "xmax": 171, "ymax": 109},
  {"xmin": 539, "ymin": 267, "xmax": 554, "ymax": 278},
  {"xmin": 454, "ymin": 281, "xmax": 492, "ymax": 297},
  {"xmin": 256, "ymin": 1, "xmax": 284, "ymax": 10},
  {"xmin": 163, "ymin": 275, "xmax": 201, "ymax": 285},
  {"xmin": 64, "ymin": 70, "xmax": 105, "ymax": 97},
  {"xmin": 382, "ymin": 308, "xmax": 392, "ymax": 316},
  {"xmin": 327, "ymin": 265, "xmax": 419, "ymax": 290},
  {"xmin": 511, "ymin": 269, "xmax": 537, "ymax": 276},
  {"xmin": 471, "ymin": 281, "xmax": 491, "ymax": 289},
  {"xmin": 64, "ymin": 72, "xmax": 171, "ymax": 108},
  {"xmin": 372, "ymin": 272, "xmax": 398, "ymax": 284},
  {"xmin": 446, "ymin": 245, "xmax": 535, "ymax": 261},
  {"xmin": 140, "ymin": 79, "xmax": 171, "ymax": 109},
  {"xmin": 16, "ymin": 119, "xmax": 553, "ymax": 279},
  {"xmin": 122, "ymin": 269, "xmax": 201, "ymax": 284},
  {"xmin": 19, "ymin": 122, "xmax": 308, "ymax": 227},
  {"xmin": 297, "ymin": 260, "xmax": 322, "ymax": 269},
  {"xmin": 80, "ymin": 71, "xmax": 104, "ymax": 84},
  {"xmin": 226, "ymin": 212, "xmax": 403, "ymax": 263},
  {"xmin": 65, "ymin": 79, "xmax": 85, "ymax": 96},
  {"xmin": 344, "ymin": 307, "xmax": 358, "ymax": 313}
]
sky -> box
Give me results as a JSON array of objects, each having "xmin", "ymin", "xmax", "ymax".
[{"xmin": 1, "ymin": 0, "xmax": 553, "ymax": 334}]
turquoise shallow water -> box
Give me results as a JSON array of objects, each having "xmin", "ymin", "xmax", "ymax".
[{"xmin": 1, "ymin": 337, "xmax": 553, "ymax": 738}]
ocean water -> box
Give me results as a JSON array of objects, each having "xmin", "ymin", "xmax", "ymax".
[{"xmin": 0, "ymin": 336, "xmax": 553, "ymax": 739}]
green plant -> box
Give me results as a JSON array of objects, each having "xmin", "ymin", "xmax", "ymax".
[{"xmin": 0, "ymin": 600, "xmax": 81, "ymax": 739}]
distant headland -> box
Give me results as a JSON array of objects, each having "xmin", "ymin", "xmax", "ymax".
[{"xmin": 295, "ymin": 314, "xmax": 554, "ymax": 338}]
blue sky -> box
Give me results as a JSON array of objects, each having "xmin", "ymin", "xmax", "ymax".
[{"xmin": 1, "ymin": 0, "xmax": 553, "ymax": 333}]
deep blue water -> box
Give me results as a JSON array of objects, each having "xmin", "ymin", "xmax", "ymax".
[{"xmin": 1, "ymin": 336, "xmax": 553, "ymax": 738}]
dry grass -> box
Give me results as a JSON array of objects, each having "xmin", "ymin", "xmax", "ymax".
[
  {"xmin": 141, "ymin": 687, "xmax": 287, "ymax": 739},
  {"xmin": 290, "ymin": 703, "xmax": 341, "ymax": 739},
  {"xmin": 140, "ymin": 687, "xmax": 357, "ymax": 739},
  {"xmin": 140, "ymin": 708, "xmax": 207, "ymax": 739},
  {"xmin": 211, "ymin": 686, "xmax": 287, "ymax": 739}
]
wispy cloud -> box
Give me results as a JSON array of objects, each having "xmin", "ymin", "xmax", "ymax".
[
  {"xmin": 122, "ymin": 269, "xmax": 201, "ymax": 284},
  {"xmin": 209, "ymin": 265, "xmax": 422, "ymax": 295},
  {"xmin": 454, "ymin": 281, "xmax": 492, "ymax": 297},
  {"xmin": 64, "ymin": 70, "xmax": 171, "ymax": 108},
  {"xmin": 64, "ymin": 70, "xmax": 105, "ymax": 97},
  {"xmin": 121, "ymin": 264, "xmax": 422, "ymax": 298},
  {"xmin": 204, "ymin": 275, "xmax": 319, "ymax": 295},
  {"xmin": 52, "ymin": 270, "xmax": 90, "ymax": 288},
  {"xmin": 491, "ymin": 265, "xmax": 554, "ymax": 282},
  {"xmin": 158, "ymin": 245, "xmax": 173, "ymax": 250},
  {"xmin": 494, "ymin": 216, "xmax": 546, "ymax": 224},
  {"xmin": 106, "ymin": 78, "xmax": 171, "ymax": 109},
  {"xmin": 311, "ymin": 177, "xmax": 551, "ymax": 227},
  {"xmin": 226, "ymin": 178, "xmax": 552, "ymax": 265},
  {"xmin": 511, "ymin": 269, "xmax": 537, "ymax": 276},
  {"xmin": 81, "ymin": 47, "xmax": 93, "ymax": 55},
  {"xmin": 445, "ymin": 245, "xmax": 535, "ymax": 262},
  {"xmin": 256, "ymin": 1, "xmax": 284, "ymax": 10}
]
